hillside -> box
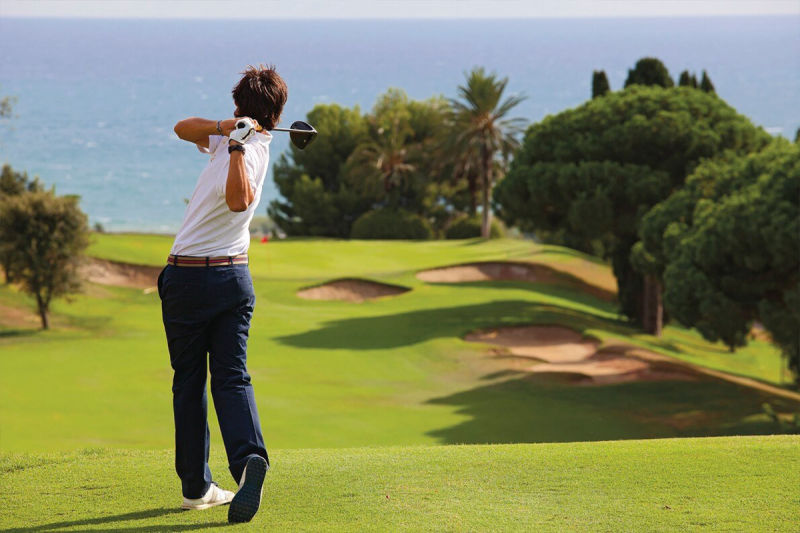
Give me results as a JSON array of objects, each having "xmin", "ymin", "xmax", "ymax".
[{"xmin": 0, "ymin": 236, "xmax": 796, "ymax": 454}]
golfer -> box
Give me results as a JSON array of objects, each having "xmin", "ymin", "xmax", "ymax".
[{"xmin": 157, "ymin": 65, "xmax": 287, "ymax": 523}]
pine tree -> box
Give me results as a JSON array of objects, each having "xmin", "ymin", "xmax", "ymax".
[
  {"xmin": 592, "ymin": 70, "xmax": 610, "ymax": 99},
  {"xmin": 624, "ymin": 57, "xmax": 674, "ymax": 88},
  {"xmin": 700, "ymin": 70, "xmax": 716, "ymax": 94},
  {"xmin": 678, "ymin": 70, "xmax": 692, "ymax": 87}
]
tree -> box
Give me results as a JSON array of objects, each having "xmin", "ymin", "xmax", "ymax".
[
  {"xmin": 0, "ymin": 90, "xmax": 15, "ymax": 119},
  {"xmin": 0, "ymin": 164, "xmax": 43, "ymax": 282},
  {"xmin": 592, "ymin": 70, "xmax": 610, "ymax": 99},
  {"xmin": 0, "ymin": 190, "xmax": 89, "ymax": 329},
  {"xmin": 269, "ymin": 91, "xmax": 454, "ymax": 237},
  {"xmin": 344, "ymin": 89, "xmax": 448, "ymax": 213},
  {"xmin": 699, "ymin": 70, "xmax": 716, "ymax": 94},
  {"xmin": 678, "ymin": 70, "xmax": 698, "ymax": 88},
  {"xmin": 624, "ymin": 57, "xmax": 674, "ymax": 88},
  {"xmin": 268, "ymin": 103, "xmax": 371, "ymax": 237},
  {"xmin": 448, "ymin": 67, "xmax": 527, "ymax": 238},
  {"xmin": 633, "ymin": 140, "xmax": 799, "ymax": 382},
  {"xmin": 494, "ymin": 86, "xmax": 770, "ymax": 333},
  {"xmin": 346, "ymin": 120, "xmax": 417, "ymax": 202}
]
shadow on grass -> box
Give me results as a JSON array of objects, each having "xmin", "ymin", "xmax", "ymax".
[
  {"xmin": 425, "ymin": 279, "xmax": 617, "ymax": 310},
  {"xmin": 529, "ymin": 246, "xmax": 609, "ymax": 265},
  {"xmin": 274, "ymin": 300, "xmax": 633, "ymax": 351},
  {"xmin": 424, "ymin": 371, "xmax": 800, "ymax": 445},
  {"xmin": 0, "ymin": 328, "xmax": 39, "ymax": 338},
  {"xmin": 4, "ymin": 507, "xmax": 229, "ymax": 532}
]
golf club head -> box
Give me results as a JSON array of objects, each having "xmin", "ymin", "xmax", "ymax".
[{"xmin": 289, "ymin": 121, "xmax": 317, "ymax": 150}]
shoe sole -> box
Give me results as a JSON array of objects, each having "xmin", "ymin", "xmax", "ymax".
[
  {"xmin": 181, "ymin": 499, "xmax": 231, "ymax": 511},
  {"xmin": 228, "ymin": 456, "xmax": 267, "ymax": 523}
]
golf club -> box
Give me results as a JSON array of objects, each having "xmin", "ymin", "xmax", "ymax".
[{"xmin": 271, "ymin": 121, "xmax": 318, "ymax": 150}]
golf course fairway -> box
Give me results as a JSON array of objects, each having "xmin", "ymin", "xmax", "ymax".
[
  {"xmin": 1, "ymin": 436, "xmax": 797, "ymax": 531},
  {"xmin": 0, "ymin": 236, "xmax": 798, "ymax": 530}
]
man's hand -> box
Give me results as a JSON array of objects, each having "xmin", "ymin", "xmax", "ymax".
[{"xmin": 229, "ymin": 118, "xmax": 258, "ymax": 145}]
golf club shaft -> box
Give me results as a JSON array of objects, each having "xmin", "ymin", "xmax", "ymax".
[{"xmin": 271, "ymin": 127, "xmax": 316, "ymax": 134}]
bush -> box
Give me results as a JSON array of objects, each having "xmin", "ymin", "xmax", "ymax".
[
  {"xmin": 444, "ymin": 215, "xmax": 505, "ymax": 239},
  {"xmin": 350, "ymin": 209, "xmax": 433, "ymax": 240}
]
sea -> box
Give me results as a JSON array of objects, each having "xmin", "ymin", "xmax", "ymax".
[{"xmin": 0, "ymin": 16, "xmax": 798, "ymax": 232}]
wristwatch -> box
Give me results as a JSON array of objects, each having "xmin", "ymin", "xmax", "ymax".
[{"xmin": 228, "ymin": 143, "xmax": 245, "ymax": 154}]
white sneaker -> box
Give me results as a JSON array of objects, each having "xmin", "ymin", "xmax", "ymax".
[
  {"xmin": 228, "ymin": 456, "xmax": 268, "ymax": 523},
  {"xmin": 181, "ymin": 483, "xmax": 234, "ymax": 510}
]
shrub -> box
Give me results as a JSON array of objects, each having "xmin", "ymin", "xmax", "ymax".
[
  {"xmin": 444, "ymin": 214, "xmax": 505, "ymax": 239},
  {"xmin": 350, "ymin": 209, "xmax": 433, "ymax": 240}
]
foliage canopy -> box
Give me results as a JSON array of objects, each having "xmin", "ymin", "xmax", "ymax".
[
  {"xmin": 494, "ymin": 86, "xmax": 770, "ymax": 325},
  {"xmin": 0, "ymin": 189, "xmax": 89, "ymax": 328},
  {"xmin": 624, "ymin": 57, "xmax": 674, "ymax": 88},
  {"xmin": 592, "ymin": 70, "xmax": 611, "ymax": 99},
  {"xmin": 634, "ymin": 140, "xmax": 799, "ymax": 380},
  {"xmin": 447, "ymin": 67, "xmax": 527, "ymax": 238},
  {"xmin": 269, "ymin": 91, "xmax": 455, "ymax": 238}
]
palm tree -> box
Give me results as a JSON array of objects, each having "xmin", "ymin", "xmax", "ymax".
[
  {"xmin": 346, "ymin": 117, "xmax": 418, "ymax": 208},
  {"xmin": 448, "ymin": 67, "xmax": 527, "ymax": 237}
]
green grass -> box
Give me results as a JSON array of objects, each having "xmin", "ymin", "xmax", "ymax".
[
  {"xmin": 0, "ymin": 236, "xmax": 796, "ymax": 454},
  {"xmin": 1, "ymin": 436, "xmax": 797, "ymax": 531},
  {"xmin": 2, "ymin": 235, "xmax": 798, "ymax": 530},
  {"xmin": 86, "ymin": 233, "xmax": 791, "ymax": 383}
]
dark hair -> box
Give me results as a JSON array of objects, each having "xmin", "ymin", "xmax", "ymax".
[{"xmin": 231, "ymin": 64, "xmax": 288, "ymax": 131}]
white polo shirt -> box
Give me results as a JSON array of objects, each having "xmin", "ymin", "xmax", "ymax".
[{"xmin": 170, "ymin": 131, "xmax": 271, "ymax": 257}]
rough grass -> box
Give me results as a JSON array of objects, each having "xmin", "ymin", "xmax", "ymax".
[{"xmin": 1, "ymin": 436, "xmax": 798, "ymax": 531}]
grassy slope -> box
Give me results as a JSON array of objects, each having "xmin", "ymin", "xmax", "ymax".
[
  {"xmin": 0, "ymin": 236, "xmax": 796, "ymax": 454},
  {"xmin": 1, "ymin": 436, "xmax": 798, "ymax": 531},
  {"xmin": 86, "ymin": 233, "xmax": 791, "ymax": 383}
]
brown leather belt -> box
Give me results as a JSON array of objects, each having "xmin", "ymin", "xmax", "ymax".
[{"xmin": 167, "ymin": 254, "xmax": 248, "ymax": 267}]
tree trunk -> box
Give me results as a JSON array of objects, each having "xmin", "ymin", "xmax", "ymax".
[
  {"xmin": 1, "ymin": 256, "xmax": 12, "ymax": 284},
  {"xmin": 35, "ymin": 292, "xmax": 49, "ymax": 330},
  {"xmin": 481, "ymin": 147, "xmax": 492, "ymax": 238},
  {"xmin": 642, "ymin": 274, "xmax": 663, "ymax": 336},
  {"xmin": 468, "ymin": 174, "xmax": 477, "ymax": 215}
]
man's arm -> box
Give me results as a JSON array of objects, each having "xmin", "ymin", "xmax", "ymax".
[
  {"xmin": 173, "ymin": 117, "xmax": 237, "ymax": 149},
  {"xmin": 225, "ymin": 143, "xmax": 254, "ymax": 212}
]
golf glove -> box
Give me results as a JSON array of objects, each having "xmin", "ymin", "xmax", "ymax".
[{"xmin": 229, "ymin": 118, "xmax": 257, "ymax": 144}]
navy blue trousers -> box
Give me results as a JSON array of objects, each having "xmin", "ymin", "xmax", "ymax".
[{"xmin": 158, "ymin": 264, "xmax": 268, "ymax": 498}]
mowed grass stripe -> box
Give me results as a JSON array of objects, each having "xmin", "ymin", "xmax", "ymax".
[{"xmin": 1, "ymin": 436, "xmax": 797, "ymax": 531}]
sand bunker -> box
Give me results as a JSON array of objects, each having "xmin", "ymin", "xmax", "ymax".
[
  {"xmin": 466, "ymin": 325, "xmax": 698, "ymax": 385},
  {"xmin": 297, "ymin": 278, "xmax": 410, "ymax": 302},
  {"xmin": 465, "ymin": 326, "xmax": 599, "ymax": 363},
  {"xmin": 417, "ymin": 261, "xmax": 613, "ymax": 300},
  {"xmin": 81, "ymin": 258, "xmax": 162, "ymax": 290}
]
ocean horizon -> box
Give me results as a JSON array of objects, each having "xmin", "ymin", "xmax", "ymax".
[{"xmin": 1, "ymin": 16, "xmax": 798, "ymax": 232}]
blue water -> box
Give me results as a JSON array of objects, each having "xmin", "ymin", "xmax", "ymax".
[{"xmin": 0, "ymin": 17, "xmax": 798, "ymax": 232}]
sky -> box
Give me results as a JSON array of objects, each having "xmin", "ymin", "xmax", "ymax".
[{"xmin": 1, "ymin": 0, "xmax": 799, "ymax": 19}]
